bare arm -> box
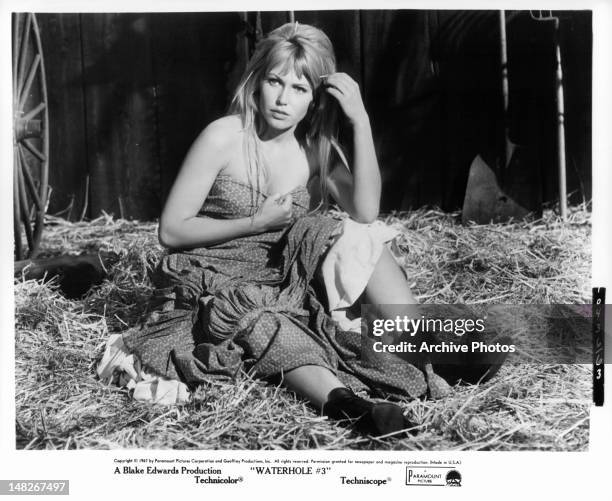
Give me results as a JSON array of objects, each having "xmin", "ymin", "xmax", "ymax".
[
  {"xmin": 158, "ymin": 117, "xmax": 293, "ymax": 250},
  {"xmin": 323, "ymin": 74, "xmax": 381, "ymax": 223}
]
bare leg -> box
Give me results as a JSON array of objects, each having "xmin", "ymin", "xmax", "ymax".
[
  {"xmin": 358, "ymin": 247, "xmax": 430, "ymax": 370},
  {"xmin": 364, "ymin": 246, "xmax": 420, "ymax": 320},
  {"xmin": 363, "ymin": 247, "xmax": 509, "ymax": 386},
  {"xmin": 279, "ymin": 248, "xmax": 415, "ymax": 434},
  {"xmin": 283, "ymin": 365, "xmax": 345, "ymax": 408},
  {"xmin": 283, "ymin": 248, "xmax": 417, "ymax": 409}
]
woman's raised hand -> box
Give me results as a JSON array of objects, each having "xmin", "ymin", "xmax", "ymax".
[
  {"xmin": 322, "ymin": 73, "xmax": 369, "ymax": 127},
  {"xmin": 253, "ymin": 193, "xmax": 294, "ymax": 232}
]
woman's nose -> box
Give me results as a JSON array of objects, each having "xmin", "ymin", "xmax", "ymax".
[{"xmin": 276, "ymin": 87, "xmax": 289, "ymax": 105}]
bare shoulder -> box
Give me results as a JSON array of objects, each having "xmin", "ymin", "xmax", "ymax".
[
  {"xmin": 204, "ymin": 114, "xmax": 242, "ymax": 137},
  {"xmin": 191, "ymin": 115, "xmax": 243, "ymax": 154}
]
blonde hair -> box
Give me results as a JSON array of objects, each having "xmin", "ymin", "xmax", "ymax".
[{"xmin": 229, "ymin": 22, "xmax": 339, "ymax": 209}]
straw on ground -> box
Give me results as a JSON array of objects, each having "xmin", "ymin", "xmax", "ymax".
[{"xmin": 14, "ymin": 206, "xmax": 591, "ymax": 450}]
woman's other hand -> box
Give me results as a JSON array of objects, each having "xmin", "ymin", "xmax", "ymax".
[
  {"xmin": 253, "ymin": 193, "xmax": 294, "ymax": 232},
  {"xmin": 322, "ymin": 73, "xmax": 381, "ymax": 224},
  {"xmin": 322, "ymin": 73, "xmax": 369, "ymax": 127}
]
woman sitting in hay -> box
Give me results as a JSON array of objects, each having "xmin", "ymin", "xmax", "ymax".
[{"xmin": 98, "ymin": 22, "xmax": 510, "ymax": 437}]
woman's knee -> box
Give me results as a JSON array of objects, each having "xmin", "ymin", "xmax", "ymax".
[{"xmin": 365, "ymin": 247, "xmax": 418, "ymax": 305}]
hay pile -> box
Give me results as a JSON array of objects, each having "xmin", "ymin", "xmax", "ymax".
[{"xmin": 14, "ymin": 206, "xmax": 591, "ymax": 450}]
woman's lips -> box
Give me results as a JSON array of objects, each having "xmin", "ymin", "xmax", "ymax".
[{"xmin": 270, "ymin": 109, "xmax": 289, "ymax": 118}]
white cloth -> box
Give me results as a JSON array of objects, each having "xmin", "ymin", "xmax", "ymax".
[
  {"xmin": 97, "ymin": 333, "xmax": 190, "ymax": 405},
  {"xmin": 321, "ymin": 218, "xmax": 399, "ymax": 331}
]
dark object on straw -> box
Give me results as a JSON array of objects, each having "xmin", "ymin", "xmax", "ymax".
[{"xmin": 14, "ymin": 251, "xmax": 119, "ymax": 299}]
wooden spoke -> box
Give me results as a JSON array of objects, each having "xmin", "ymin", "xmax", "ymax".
[
  {"xmin": 16, "ymin": 14, "xmax": 32, "ymax": 96},
  {"xmin": 31, "ymin": 14, "xmax": 50, "ymax": 201},
  {"xmin": 22, "ymin": 101, "xmax": 45, "ymax": 122},
  {"xmin": 21, "ymin": 138, "xmax": 45, "ymax": 162},
  {"xmin": 13, "ymin": 15, "xmax": 20, "ymax": 92},
  {"xmin": 18, "ymin": 54, "xmax": 41, "ymax": 109},
  {"xmin": 13, "ymin": 150, "xmax": 24, "ymax": 260},
  {"xmin": 17, "ymin": 166, "xmax": 35, "ymax": 251},
  {"xmin": 18, "ymin": 144, "xmax": 42, "ymax": 211}
]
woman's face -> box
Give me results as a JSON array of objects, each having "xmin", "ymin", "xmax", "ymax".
[{"xmin": 258, "ymin": 65, "xmax": 314, "ymax": 132}]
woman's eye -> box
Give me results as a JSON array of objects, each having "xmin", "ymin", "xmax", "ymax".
[
  {"xmin": 294, "ymin": 87, "xmax": 307, "ymax": 94},
  {"xmin": 268, "ymin": 78, "xmax": 280, "ymax": 86}
]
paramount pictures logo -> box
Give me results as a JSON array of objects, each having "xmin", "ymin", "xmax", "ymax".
[{"xmin": 405, "ymin": 467, "xmax": 462, "ymax": 487}]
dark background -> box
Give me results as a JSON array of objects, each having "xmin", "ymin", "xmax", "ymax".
[{"xmin": 35, "ymin": 10, "xmax": 592, "ymax": 220}]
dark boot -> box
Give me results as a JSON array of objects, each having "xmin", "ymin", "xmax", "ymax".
[{"xmin": 322, "ymin": 387, "xmax": 411, "ymax": 437}]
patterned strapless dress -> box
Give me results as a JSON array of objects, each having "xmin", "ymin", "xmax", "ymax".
[{"xmin": 121, "ymin": 174, "xmax": 438, "ymax": 398}]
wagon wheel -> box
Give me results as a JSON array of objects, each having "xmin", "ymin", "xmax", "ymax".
[{"xmin": 13, "ymin": 13, "xmax": 49, "ymax": 260}]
